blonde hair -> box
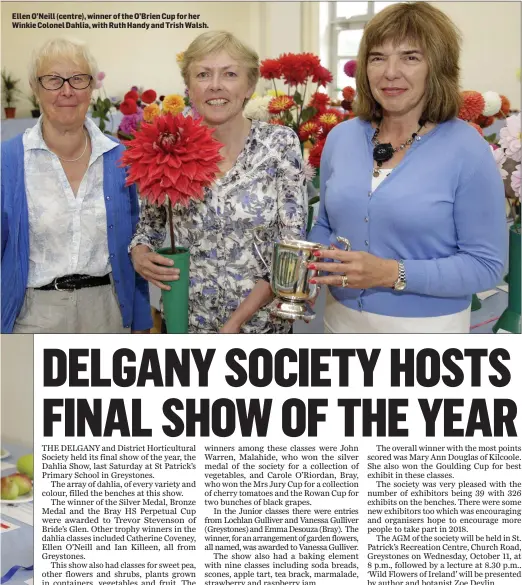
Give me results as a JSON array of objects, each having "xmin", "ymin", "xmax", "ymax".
[
  {"xmin": 29, "ymin": 38, "xmax": 98, "ymax": 92},
  {"xmin": 181, "ymin": 31, "xmax": 259, "ymax": 89},
  {"xmin": 353, "ymin": 2, "xmax": 462, "ymax": 123}
]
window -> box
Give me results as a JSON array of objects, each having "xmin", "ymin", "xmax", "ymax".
[{"xmin": 322, "ymin": 1, "xmax": 401, "ymax": 98}]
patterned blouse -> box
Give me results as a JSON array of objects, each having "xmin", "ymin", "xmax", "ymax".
[{"xmin": 130, "ymin": 120, "xmax": 307, "ymax": 333}]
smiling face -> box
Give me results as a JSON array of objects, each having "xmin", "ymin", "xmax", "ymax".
[
  {"xmin": 187, "ymin": 50, "xmax": 254, "ymax": 126},
  {"xmin": 36, "ymin": 59, "xmax": 93, "ymax": 130},
  {"xmin": 366, "ymin": 40, "xmax": 429, "ymax": 120}
]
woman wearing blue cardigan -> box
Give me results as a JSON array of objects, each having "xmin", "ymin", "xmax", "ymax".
[
  {"xmin": 308, "ymin": 3, "xmax": 506, "ymax": 333},
  {"xmin": 1, "ymin": 38, "xmax": 152, "ymax": 333}
]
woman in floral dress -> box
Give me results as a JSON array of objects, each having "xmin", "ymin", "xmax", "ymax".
[{"xmin": 130, "ymin": 31, "xmax": 307, "ymax": 333}]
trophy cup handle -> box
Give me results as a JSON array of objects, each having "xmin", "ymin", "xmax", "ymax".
[
  {"xmin": 334, "ymin": 236, "xmax": 352, "ymax": 251},
  {"xmin": 252, "ymin": 228, "xmax": 270, "ymax": 272}
]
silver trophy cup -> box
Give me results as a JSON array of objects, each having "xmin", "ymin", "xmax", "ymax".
[{"xmin": 253, "ymin": 232, "xmax": 351, "ymax": 320}]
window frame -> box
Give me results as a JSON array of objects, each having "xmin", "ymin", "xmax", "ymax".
[{"xmin": 327, "ymin": 2, "xmax": 401, "ymax": 98}]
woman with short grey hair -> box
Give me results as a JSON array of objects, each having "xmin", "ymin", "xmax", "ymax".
[{"xmin": 1, "ymin": 38, "xmax": 152, "ymax": 333}]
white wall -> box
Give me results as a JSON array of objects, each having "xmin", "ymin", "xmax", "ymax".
[
  {"xmin": 431, "ymin": 1, "xmax": 520, "ymax": 109},
  {"xmin": 1, "ymin": 2, "xmax": 260, "ymax": 117},
  {"xmin": 1, "ymin": 335, "xmax": 34, "ymax": 447}
]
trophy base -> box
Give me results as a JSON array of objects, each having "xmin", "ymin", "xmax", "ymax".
[{"xmin": 268, "ymin": 298, "xmax": 316, "ymax": 321}]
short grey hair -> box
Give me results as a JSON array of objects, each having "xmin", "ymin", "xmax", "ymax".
[
  {"xmin": 29, "ymin": 38, "xmax": 99, "ymax": 92},
  {"xmin": 181, "ymin": 31, "xmax": 259, "ymax": 89}
]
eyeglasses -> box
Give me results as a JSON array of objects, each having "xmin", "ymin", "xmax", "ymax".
[{"xmin": 38, "ymin": 74, "xmax": 93, "ymax": 91}]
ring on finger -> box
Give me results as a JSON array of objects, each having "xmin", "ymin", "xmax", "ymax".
[{"xmin": 341, "ymin": 275, "xmax": 349, "ymax": 288}]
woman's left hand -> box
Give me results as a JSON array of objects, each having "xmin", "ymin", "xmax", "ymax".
[
  {"xmin": 309, "ymin": 249, "xmax": 399, "ymax": 289},
  {"xmin": 219, "ymin": 321, "xmax": 242, "ymax": 334}
]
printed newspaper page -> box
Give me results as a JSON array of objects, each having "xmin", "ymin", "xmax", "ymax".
[{"xmin": 30, "ymin": 334, "xmax": 522, "ymax": 585}]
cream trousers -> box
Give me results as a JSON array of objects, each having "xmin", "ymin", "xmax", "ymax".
[{"xmin": 13, "ymin": 284, "xmax": 127, "ymax": 333}]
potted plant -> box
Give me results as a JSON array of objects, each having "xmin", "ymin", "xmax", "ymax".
[
  {"xmin": 28, "ymin": 92, "xmax": 40, "ymax": 118},
  {"xmin": 1, "ymin": 69, "xmax": 21, "ymax": 118}
]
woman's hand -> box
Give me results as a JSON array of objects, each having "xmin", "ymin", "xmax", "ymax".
[
  {"xmin": 219, "ymin": 320, "xmax": 242, "ymax": 334},
  {"xmin": 131, "ymin": 244, "xmax": 180, "ymax": 291},
  {"xmin": 309, "ymin": 248, "xmax": 399, "ymax": 289}
]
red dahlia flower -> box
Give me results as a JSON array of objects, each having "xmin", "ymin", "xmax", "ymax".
[
  {"xmin": 318, "ymin": 109, "xmax": 343, "ymax": 135},
  {"xmin": 342, "ymin": 86, "xmax": 356, "ymax": 102},
  {"xmin": 298, "ymin": 53, "xmax": 322, "ymax": 77},
  {"xmin": 308, "ymin": 138, "xmax": 326, "ymax": 169},
  {"xmin": 120, "ymin": 98, "xmax": 138, "ymax": 115},
  {"xmin": 119, "ymin": 113, "xmax": 223, "ymax": 207},
  {"xmin": 269, "ymin": 118, "xmax": 285, "ymax": 125},
  {"xmin": 312, "ymin": 66, "xmax": 333, "ymax": 87},
  {"xmin": 308, "ymin": 92, "xmax": 330, "ymax": 112},
  {"xmin": 268, "ymin": 95, "xmax": 296, "ymax": 114},
  {"xmin": 476, "ymin": 114, "xmax": 495, "ymax": 128},
  {"xmin": 299, "ymin": 121, "xmax": 320, "ymax": 142},
  {"xmin": 141, "ymin": 89, "xmax": 157, "ymax": 104},
  {"xmin": 260, "ymin": 58, "xmax": 283, "ymax": 80},
  {"xmin": 124, "ymin": 90, "xmax": 139, "ymax": 101},
  {"xmin": 279, "ymin": 53, "xmax": 308, "ymax": 86},
  {"xmin": 458, "ymin": 91, "xmax": 485, "ymax": 122}
]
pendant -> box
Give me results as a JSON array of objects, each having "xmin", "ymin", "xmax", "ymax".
[
  {"xmin": 373, "ymin": 143, "xmax": 394, "ymax": 164},
  {"xmin": 373, "ymin": 169, "xmax": 380, "ymax": 178}
]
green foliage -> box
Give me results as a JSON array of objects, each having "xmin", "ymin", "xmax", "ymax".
[
  {"xmin": 484, "ymin": 133, "xmax": 497, "ymax": 144},
  {"xmin": 91, "ymin": 96, "xmax": 113, "ymax": 134},
  {"xmin": 1, "ymin": 69, "xmax": 22, "ymax": 107},
  {"xmin": 28, "ymin": 93, "xmax": 39, "ymax": 109},
  {"xmin": 300, "ymin": 106, "xmax": 317, "ymax": 125}
]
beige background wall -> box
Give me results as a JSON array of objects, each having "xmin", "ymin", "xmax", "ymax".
[
  {"xmin": 431, "ymin": 1, "xmax": 520, "ymax": 107},
  {"xmin": 1, "ymin": 1, "xmax": 304, "ymax": 117},
  {"xmin": 1, "ymin": 335, "xmax": 33, "ymax": 447},
  {"xmin": 1, "ymin": 1, "xmax": 520, "ymax": 116}
]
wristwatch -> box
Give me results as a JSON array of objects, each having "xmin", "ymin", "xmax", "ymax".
[{"xmin": 393, "ymin": 260, "xmax": 407, "ymax": 291}]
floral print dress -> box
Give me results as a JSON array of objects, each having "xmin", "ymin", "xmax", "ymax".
[{"xmin": 130, "ymin": 120, "xmax": 307, "ymax": 333}]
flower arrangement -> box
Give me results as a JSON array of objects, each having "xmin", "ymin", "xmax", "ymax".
[
  {"xmin": 458, "ymin": 90, "xmax": 511, "ymax": 136},
  {"xmin": 119, "ymin": 98, "xmax": 222, "ymax": 254},
  {"xmin": 117, "ymin": 86, "xmax": 186, "ymax": 140},
  {"xmin": 259, "ymin": 52, "xmax": 344, "ymax": 164},
  {"xmin": 492, "ymin": 113, "xmax": 521, "ymax": 226},
  {"xmin": 458, "ymin": 90, "xmax": 519, "ymax": 225}
]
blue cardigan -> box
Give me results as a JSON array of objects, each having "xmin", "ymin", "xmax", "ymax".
[
  {"xmin": 1, "ymin": 134, "xmax": 153, "ymax": 333},
  {"xmin": 309, "ymin": 118, "xmax": 507, "ymax": 318}
]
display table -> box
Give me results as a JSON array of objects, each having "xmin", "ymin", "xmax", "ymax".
[{"xmin": 0, "ymin": 443, "xmax": 33, "ymax": 585}]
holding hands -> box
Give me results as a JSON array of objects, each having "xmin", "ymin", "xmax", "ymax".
[{"xmin": 308, "ymin": 246, "xmax": 399, "ymax": 290}]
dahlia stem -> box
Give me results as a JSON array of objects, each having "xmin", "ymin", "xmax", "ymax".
[
  {"xmin": 168, "ymin": 199, "xmax": 176, "ymax": 255},
  {"xmin": 296, "ymin": 80, "xmax": 308, "ymax": 129}
]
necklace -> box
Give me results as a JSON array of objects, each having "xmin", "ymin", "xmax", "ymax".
[
  {"xmin": 52, "ymin": 130, "xmax": 89, "ymax": 163},
  {"xmin": 372, "ymin": 122, "xmax": 423, "ymax": 177}
]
